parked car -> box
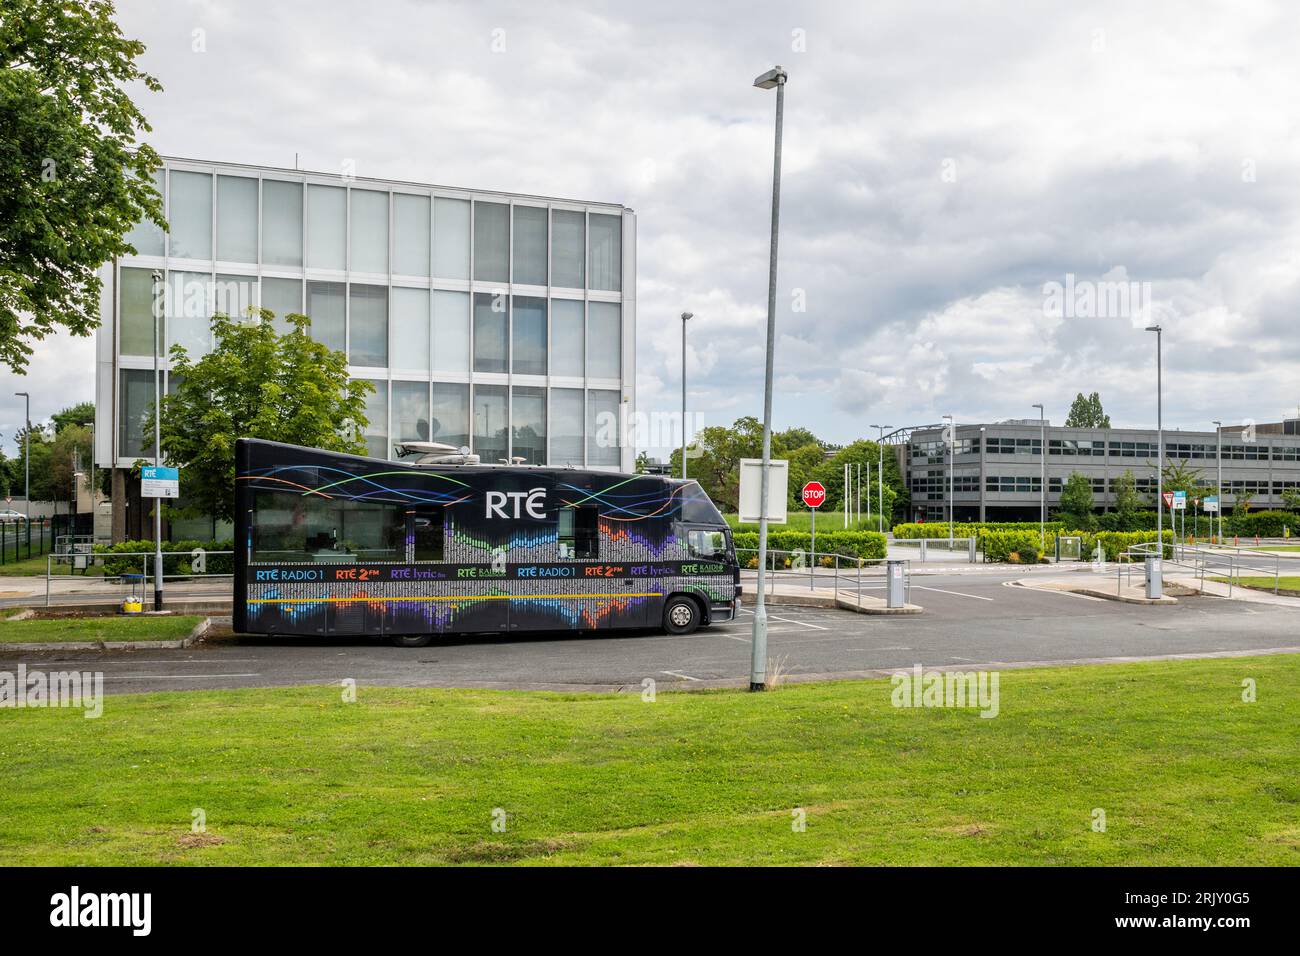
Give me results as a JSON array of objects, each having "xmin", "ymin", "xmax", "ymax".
[{"xmin": 0, "ymin": 509, "xmax": 29, "ymax": 522}]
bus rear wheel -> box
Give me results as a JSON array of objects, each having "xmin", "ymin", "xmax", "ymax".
[
  {"xmin": 389, "ymin": 633, "xmax": 434, "ymax": 648},
  {"xmin": 662, "ymin": 596, "xmax": 701, "ymax": 635}
]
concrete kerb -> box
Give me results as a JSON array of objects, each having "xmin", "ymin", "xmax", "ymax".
[
  {"xmin": 739, "ymin": 588, "xmax": 922, "ymax": 615},
  {"xmin": 1013, "ymin": 577, "xmax": 1178, "ymax": 605}
]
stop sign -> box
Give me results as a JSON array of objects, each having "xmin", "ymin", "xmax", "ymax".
[{"xmin": 801, "ymin": 481, "xmax": 826, "ymax": 509}]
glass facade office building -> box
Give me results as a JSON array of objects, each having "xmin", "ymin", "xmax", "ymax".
[
  {"xmin": 95, "ymin": 157, "xmax": 637, "ymax": 498},
  {"xmin": 902, "ymin": 421, "xmax": 1300, "ymax": 522}
]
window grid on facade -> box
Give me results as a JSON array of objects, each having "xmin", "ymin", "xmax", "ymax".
[{"xmin": 106, "ymin": 159, "xmax": 633, "ymax": 471}]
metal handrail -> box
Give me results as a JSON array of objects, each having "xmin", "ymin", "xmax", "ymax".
[
  {"xmin": 886, "ymin": 536, "xmax": 978, "ymax": 563},
  {"xmin": 1123, "ymin": 540, "xmax": 1283, "ymax": 596},
  {"xmin": 44, "ymin": 550, "xmax": 235, "ymax": 607},
  {"xmin": 734, "ymin": 546, "xmax": 909, "ymax": 606}
]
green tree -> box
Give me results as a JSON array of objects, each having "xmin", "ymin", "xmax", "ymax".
[
  {"xmin": 0, "ymin": 0, "xmax": 164, "ymax": 372},
  {"xmin": 1160, "ymin": 458, "xmax": 1207, "ymax": 497},
  {"xmin": 1111, "ymin": 469, "xmax": 1144, "ymax": 529},
  {"xmin": 779, "ymin": 430, "xmax": 829, "ymax": 511},
  {"xmin": 17, "ymin": 426, "xmax": 54, "ymax": 504},
  {"xmin": 1281, "ymin": 488, "xmax": 1300, "ymax": 513},
  {"xmin": 815, "ymin": 440, "xmax": 903, "ymax": 523},
  {"xmin": 1234, "ymin": 491, "xmax": 1254, "ymax": 515},
  {"xmin": 49, "ymin": 422, "xmax": 91, "ymax": 506},
  {"xmin": 1058, "ymin": 471, "xmax": 1096, "ymax": 529},
  {"xmin": 669, "ymin": 416, "xmax": 763, "ymax": 511},
  {"xmin": 1064, "ymin": 391, "xmax": 1111, "ymax": 428},
  {"xmin": 50, "ymin": 401, "xmax": 95, "ymax": 433},
  {"xmin": 634, "ymin": 450, "xmax": 650, "ymax": 475},
  {"xmin": 156, "ymin": 309, "xmax": 372, "ymax": 523}
]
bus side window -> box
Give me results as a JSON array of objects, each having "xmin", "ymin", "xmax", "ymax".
[
  {"xmin": 558, "ymin": 506, "xmax": 599, "ymax": 559},
  {"xmin": 687, "ymin": 528, "xmax": 726, "ymax": 559},
  {"xmin": 411, "ymin": 509, "xmax": 444, "ymax": 562}
]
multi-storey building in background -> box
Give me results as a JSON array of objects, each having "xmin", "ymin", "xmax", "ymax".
[
  {"xmin": 94, "ymin": 157, "xmax": 636, "ymax": 539},
  {"xmin": 900, "ymin": 419, "xmax": 1300, "ymax": 522}
]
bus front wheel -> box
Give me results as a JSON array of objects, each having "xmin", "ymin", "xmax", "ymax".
[
  {"xmin": 389, "ymin": 633, "xmax": 434, "ymax": 648},
  {"xmin": 662, "ymin": 596, "xmax": 701, "ymax": 635}
]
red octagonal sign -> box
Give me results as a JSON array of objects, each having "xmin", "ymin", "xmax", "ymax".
[{"xmin": 802, "ymin": 481, "xmax": 827, "ymax": 509}]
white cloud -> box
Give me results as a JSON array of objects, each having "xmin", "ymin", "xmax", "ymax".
[{"xmin": 8, "ymin": 0, "xmax": 1300, "ymax": 450}]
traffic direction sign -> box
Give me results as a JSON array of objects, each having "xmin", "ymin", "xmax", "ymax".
[
  {"xmin": 801, "ymin": 481, "xmax": 827, "ymax": 509},
  {"xmin": 1172, "ymin": 490, "xmax": 1187, "ymax": 510}
]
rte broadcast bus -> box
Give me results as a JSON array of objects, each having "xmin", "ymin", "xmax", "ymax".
[{"xmin": 233, "ymin": 438, "xmax": 740, "ymax": 645}]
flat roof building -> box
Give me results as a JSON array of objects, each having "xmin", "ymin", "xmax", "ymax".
[
  {"xmin": 899, "ymin": 419, "xmax": 1300, "ymax": 522},
  {"xmin": 94, "ymin": 157, "xmax": 636, "ymax": 539}
]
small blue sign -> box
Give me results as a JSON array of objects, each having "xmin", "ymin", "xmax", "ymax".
[{"xmin": 141, "ymin": 465, "xmax": 180, "ymax": 499}]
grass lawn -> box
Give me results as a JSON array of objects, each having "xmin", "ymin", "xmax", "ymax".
[
  {"xmin": 0, "ymin": 614, "xmax": 203, "ymax": 644},
  {"xmin": 1258, "ymin": 545, "xmax": 1300, "ymax": 553},
  {"xmin": 1210, "ymin": 576, "xmax": 1300, "ymax": 595},
  {"xmin": 1, "ymin": 654, "xmax": 1297, "ymax": 865},
  {"xmin": 727, "ymin": 511, "xmax": 888, "ymax": 533},
  {"xmin": 0, "ymin": 553, "xmax": 107, "ymax": 577}
]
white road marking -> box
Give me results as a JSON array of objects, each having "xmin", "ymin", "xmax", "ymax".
[
  {"xmin": 769, "ymin": 614, "xmax": 828, "ymax": 630},
  {"xmin": 661, "ymin": 670, "xmax": 702, "ymax": 682},
  {"xmin": 735, "ymin": 607, "xmax": 828, "ymax": 629},
  {"xmin": 103, "ymin": 673, "xmax": 261, "ymax": 680},
  {"xmin": 911, "ymin": 585, "xmax": 995, "ymax": 602},
  {"xmin": 1002, "ymin": 581, "xmax": 1106, "ymax": 602},
  {"xmin": 77, "ymin": 659, "xmax": 261, "ymax": 665}
]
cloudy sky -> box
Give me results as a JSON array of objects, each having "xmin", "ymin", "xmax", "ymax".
[{"xmin": 4, "ymin": 0, "xmax": 1299, "ymax": 458}]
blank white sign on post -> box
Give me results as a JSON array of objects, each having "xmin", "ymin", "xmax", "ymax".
[{"xmin": 737, "ymin": 458, "xmax": 789, "ymax": 524}]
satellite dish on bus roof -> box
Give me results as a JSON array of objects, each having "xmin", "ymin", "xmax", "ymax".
[{"xmin": 393, "ymin": 440, "xmax": 479, "ymax": 466}]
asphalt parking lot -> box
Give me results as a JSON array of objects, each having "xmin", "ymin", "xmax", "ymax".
[{"xmin": 5, "ymin": 566, "xmax": 1298, "ymax": 694}]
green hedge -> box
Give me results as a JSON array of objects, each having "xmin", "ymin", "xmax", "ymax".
[
  {"xmin": 92, "ymin": 539, "xmax": 234, "ymax": 577},
  {"xmin": 732, "ymin": 529, "xmax": 887, "ymax": 564},
  {"xmin": 1039, "ymin": 529, "xmax": 1174, "ymax": 562},
  {"xmin": 893, "ymin": 521, "xmax": 1066, "ymax": 540},
  {"xmin": 977, "ymin": 530, "xmax": 1046, "ymax": 563},
  {"xmin": 1222, "ymin": 511, "xmax": 1295, "ymax": 538},
  {"xmin": 976, "ymin": 528, "xmax": 1174, "ymax": 563}
]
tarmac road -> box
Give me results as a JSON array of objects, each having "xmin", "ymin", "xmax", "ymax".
[{"xmin": 4, "ymin": 565, "xmax": 1297, "ymax": 695}]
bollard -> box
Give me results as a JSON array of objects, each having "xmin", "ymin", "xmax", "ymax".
[
  {"xmin": 886, "ymin": 559, "xmax": 906, "ymax": 608},
  {"xmin": 1145, "ymin": 555, "xmax": 1162, "ymax": 600}
]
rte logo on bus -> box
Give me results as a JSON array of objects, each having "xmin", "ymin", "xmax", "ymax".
[{"xmin": 486, "ymin": 487, "xmax": 547, "ymax": 520}]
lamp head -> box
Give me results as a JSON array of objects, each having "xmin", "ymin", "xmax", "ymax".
[
  {"xmin": 753, "ymin": 66, "xmax": 787, "ymax": 90},
  {"xmin": 681, "ymin": 311, "xmax": 693, "ymax": 321}
]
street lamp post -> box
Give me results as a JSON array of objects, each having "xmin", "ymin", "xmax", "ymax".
[
  {"xmin": 680, "ymin": 312, "xmax": 692, "ymax": 479},
  {"xmin": 749, "ymin": 64, "xmax": 787, "ymax": 692},
  {"xmin": 942, "ymin": 415, "xmax": 954, "ymax": 548},
  {"xmin": 1032, "ymin": 403, "xmax": 1045, "ymax": 550},
  {"xmin": 1146, "ymin": 325, "xmax": 1164, "ymax": 564},
  {"xmin": 872, "ymin": 424, "xmax": 891, "ymax": 533},
  {"xmin": 1212, "ymin": 419, "xmax": 1222, "ymax": 542},
  {"xmin": 151, "ymin": 270, "xmax": 165, "ymax": 611},
  {"xmin": 14, "ymin": 391, "xmax": 29, "ymax": 523}
]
